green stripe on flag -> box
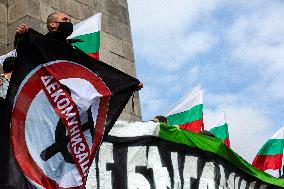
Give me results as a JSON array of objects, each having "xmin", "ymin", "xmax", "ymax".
[
  {"xmin": 210, "ymin": 124, "xmax": 229, "ymax": 140},
  {"xmin": 159, "ymin": 123, "xmax": 284, "ymax": 188},
  {"xmin": 71, "ymin": 32, "xmax": 100, "ymax": 54},
  {"xmin": 257, "ymin": 139, "xmax": 284, "ymax": 155},
  {"xmin": 167, "ymin": 104, "xmax": 202, "ymax": 125}
]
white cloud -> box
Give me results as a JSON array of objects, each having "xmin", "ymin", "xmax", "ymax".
[
  {"xmin": 133, "ymin": 30, "xmax": 218, "ymax": 70},
  {"xmin": 129, "ymin": 0, "xmax": 220, "ymax": 34},
  {"xmin": 186, "ymin": 65, "xmax": 199, "ymax": 84},
  {"xmin": 182, "ymin": 32, "xmax": 218, "ymax": 57},
  {"xmin": 205, "ymin": 93, "xmax": 241, "ymax": 107},
  {"xmin": 227, "ymin": 1, "xmax": 284, "ymax": 100},
  {"xmin": 139, "ymin": 86, "xmax": 169, "ymax": 120},
  {"xmin": 128, "ymin": 0, "xmax": 219, "ymax": 69},
  {"xmin": 148, "ymin": 72, "xmax": 179, "ymax": 84}
]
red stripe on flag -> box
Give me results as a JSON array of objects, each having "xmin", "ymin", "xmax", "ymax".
[
  {"xmin": 178, "ymin": 119, "xmax": 203, "ymax": 133},
  {"xmin": 88, "ymin": 52, "xmax": 99, "ymax": 60},
  {"xmin": 223, "ymin": 138, "xmax": 230, "ymax": 148},
  {"xmin": 40, "ymin": 75, "xmax": 90, "ymax": 181},
  {"xmin": 252, "ymin": 154, "xmax": 283, "ymax": 171}
]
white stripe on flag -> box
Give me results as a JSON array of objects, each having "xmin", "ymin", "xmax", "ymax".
[
  {"xmin": 271, "ymin": 126, "xmax": 284, "ymax": 140},
  {"xmin": 207, "ymin": 111, "xmax": 227, "ymax": 130},
  {"xmin": 69, "ymin": 12, "xmax": 102, "ymax": 38},
  {"xmin": 166, "ymin": 85, "xmax": 203, "ymax": 116}
]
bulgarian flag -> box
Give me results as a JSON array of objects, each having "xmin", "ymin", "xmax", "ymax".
[
  {"xmin": 208, "ymin": 112, "xmax": 230, "ymax": 147},
  {"xmin": 252, "ymin": 127, "xmax": 284, "ymax": 171},
  {"xmin": 166, "ymin": 86, "xmax": 204, "ymax": 133},
  {"xmin": 68, "ymin": 12, "xmax": 101, "ymax": 60}
]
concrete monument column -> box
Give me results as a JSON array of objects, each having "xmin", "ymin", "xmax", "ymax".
[{"xmin": 0, "ymin": 0, "xmax": 141, "ymax": 120}]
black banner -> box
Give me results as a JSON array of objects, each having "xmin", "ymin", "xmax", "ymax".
[
  {"xmin": 0, "ymin": 30, "xmax": 139, "ymax": 189},
  {"xmin": 86, "ymin": 135, "xmax": 280, "ymax": 189}
]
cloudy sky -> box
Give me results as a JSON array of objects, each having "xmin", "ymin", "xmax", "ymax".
[{"xmin": 128, "ymin": 0, "xmax": 284, "ymax": 170}]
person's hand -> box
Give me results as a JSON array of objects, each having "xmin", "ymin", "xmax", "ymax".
[
  {"xmin": 0, "ymin": 78, "xmax": 3, "ymax": 86},
  {"xmin": 135, "ymin": 82, "xmax": 143, "ymax": 91},
  {"xmin": 16, "ymin": 24, "xmax": 29, "ymax": 34}
]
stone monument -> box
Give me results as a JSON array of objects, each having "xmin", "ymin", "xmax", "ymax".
[{"xmin": 0, "ymin": 0, "xmax": 141, "ymax": 120}]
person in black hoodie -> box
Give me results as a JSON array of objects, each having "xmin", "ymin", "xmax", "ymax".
[
  {"xmin": 14, "ymin": 11, "xmax": 144, "ymax": 90},
  {"xmin": 15, "ymin": 11, "xmax": 73, "ymax": 46}
]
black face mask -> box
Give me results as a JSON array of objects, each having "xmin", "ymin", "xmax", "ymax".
[{"xmin": 57, "ymin": 22, "xmax": 73, "ymax": 37}]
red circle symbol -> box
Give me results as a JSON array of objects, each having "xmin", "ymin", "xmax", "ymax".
[{"xmin": 11, "ymin": 61, "xmax": 111, "ymax": 189}]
